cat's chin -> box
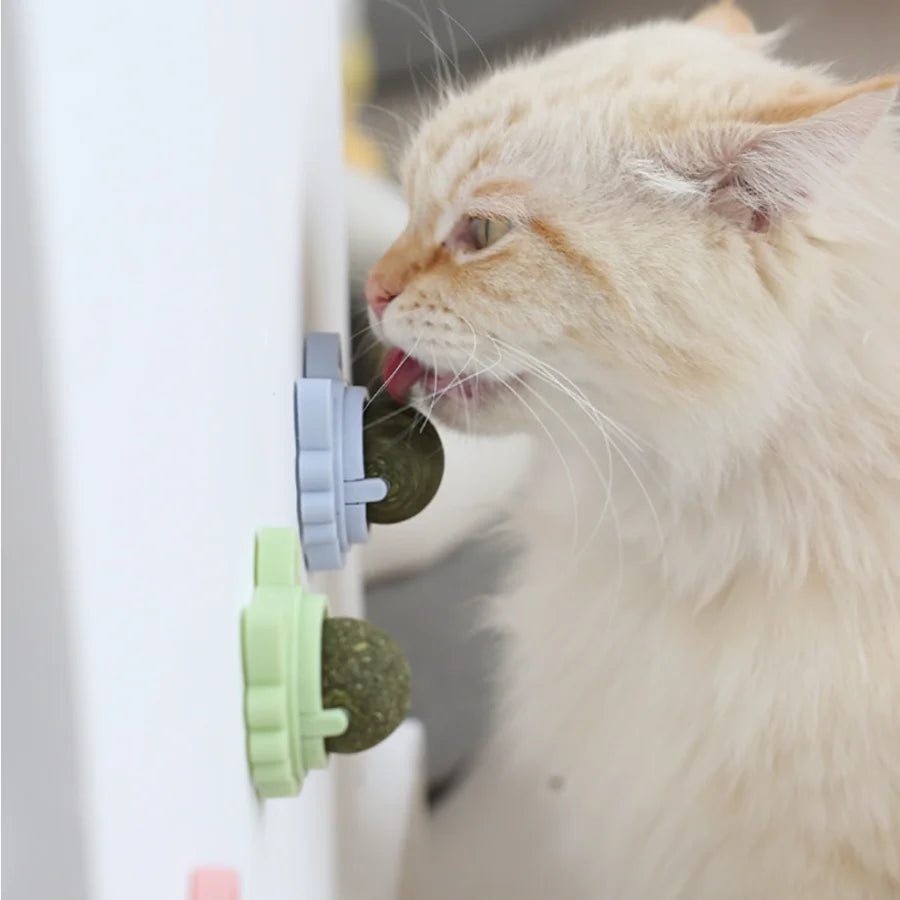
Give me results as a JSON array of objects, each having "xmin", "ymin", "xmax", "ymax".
[
  {"xmin": 379, "ymin": 344, "xmax": 526, "ymax": 433},
  {"xmin": 423, "ymin": 385, "xmax": 528, "ymax": 436}
]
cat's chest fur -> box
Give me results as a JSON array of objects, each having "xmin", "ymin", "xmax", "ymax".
[{"xmin": 483, "ymin": 442, "xmax": 900, "ymax": 898}]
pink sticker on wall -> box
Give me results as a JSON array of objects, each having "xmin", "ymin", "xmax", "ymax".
[{"xmin": 188, "ymin": 868, "xmax": 240, "ymax": 900}]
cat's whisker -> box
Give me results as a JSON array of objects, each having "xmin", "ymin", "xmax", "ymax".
[
  {"xmin": 508, "ymin": 352, "xmax": 633, "ymax": 610},
  {"xmin": 491, "ymin": 342, "xmax": 637, "ymax": 446},
  {"xmin": 496, "ymin": 344, "xmax": 669, "ymax": 544},
  {"xmin": 462, "ymin": 326, "xmax": 480, "ymax": 437},
  {"xmin": 497, "ymin": 375, "xmax": 582, "ymax": 559},
  {"xmin": 450, "ymin": 355, "xmax": 473, "ymax": 436},
  {"xmin": 364, "ymin": 403, "xmax": 426, "ymax": 455},
  {"xmin": 417, "ymin": 346, "xmax": 504, "ymax": 430},
  {"xmin": 438, "ymin": 354, "xmax": 473, "ymax": 436},
  {"xmin": 483, "ymin": 336, "xmax": 667, "ymax": 578},
  {"xmin": 352, "ymin": 342, "xmax": 382, "ymax": 368},
  {"xmin": 484, "ymin": 338, "xmax": 618, "ymax": 537},
  {"xmin": 424, "ymin": 346, "xmax": 442, "ymax": 421},
  {"xmin": 516, "ymin": 372, "xmax": 628, "ymax": 604},
  {"xmin": 364, "ymin": 335, "xmax": 421, "ymax": 409},
  {"xmin": 443, "ymin": 319, "xmax": 481, "ymax": 435},
  {"xmin": 446, "ymin": 314, "xmax": 481, "ymax": 388},
  {"xmin": 511, "ymin": 371, "xmax": 617, "ymax": 537},
  {"xmin": 362, "ymin": 403, "xmax": 422, "ymax": 431},
  {"xmin": 490, "ymin": 338, "xmax": 644, "ymax": 453},
  {"xmin": 350, "ymin": 329, "xmax": 384, "ymax": 363},
  {"xmin": 350, "ymin": 320, "xmax": 375, "ymax": 341},
  {"xmin": 515, "ymin": 356, "xmax": 669, "ymax": 572},
  {"xmin": 419, "ymin": 318, "xmax": 508, "ymax": 407},
  {"xmin": 425, "ymin": 352, "xmax": 506, "ymax": 403}
]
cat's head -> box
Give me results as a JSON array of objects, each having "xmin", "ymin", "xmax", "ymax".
[{"xmin": 367, "ymin": 1, "xmax": 898, "ymax": 446}]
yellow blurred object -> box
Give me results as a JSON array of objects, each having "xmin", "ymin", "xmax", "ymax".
[{"xmin": 342, "ymin": 32, "xmax": 387, "ymax": 175}]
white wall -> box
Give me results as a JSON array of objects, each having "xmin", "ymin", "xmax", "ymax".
[
  {"xmin": 2, "ymin": 1, "xmax": 350, "ymax": 898},
  {"xmin": 2, "ymin": 13, "xmax": 90, "ymax": 898}
]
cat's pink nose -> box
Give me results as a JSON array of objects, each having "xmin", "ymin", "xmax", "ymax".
[{"xmin": 365, "ymin": 271, "xmax": 398, "ymax": 320}]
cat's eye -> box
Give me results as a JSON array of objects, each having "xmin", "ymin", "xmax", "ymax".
[
  {"xmin": 469, "ymin": 217, "xmax": 513, "ymax": 250},
  {"xmin": 443, "ymin": 215, "xmax": 514, "ymax": 254}
]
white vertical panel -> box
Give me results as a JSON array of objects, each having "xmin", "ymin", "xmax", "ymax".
[{"xmin": 3, "ymin": 1, "xmax": 349, "ymax": 898}]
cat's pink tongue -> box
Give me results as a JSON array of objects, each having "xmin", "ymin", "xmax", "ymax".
[{"xmin": 382, "ymin": 348, "xmax": 427, "ymax": 403}]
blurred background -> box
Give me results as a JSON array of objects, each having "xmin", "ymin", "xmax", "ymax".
[
  {"xmin": 341, "ymin": 0, "xmax": 900, "ymax": 800},
  {"xmin": 362, "ymin": 0, "xmax": 899, "ymax": 168}
]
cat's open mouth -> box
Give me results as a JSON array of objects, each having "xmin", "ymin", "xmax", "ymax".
[{"xmin": 381, "ymin": 347, "xmax": 505, "ymax": 405}]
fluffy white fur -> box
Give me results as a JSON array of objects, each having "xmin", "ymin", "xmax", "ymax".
[{"xmin": 368, "ymin": 5, "xmax": 900, "ymax": 897}]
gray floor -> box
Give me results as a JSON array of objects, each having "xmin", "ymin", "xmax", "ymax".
[{"xmin": 361, "ymin": 0, "xmax": 900, "ymax": 791}]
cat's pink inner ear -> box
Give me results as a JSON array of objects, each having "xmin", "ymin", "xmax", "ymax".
[
  {"xmin": 702, "ymin": 80, "xmax": 898, "ymax": 230},
  {"xmin": 691, "ymin": 0, "xmax": 756, "ymax": 36}
]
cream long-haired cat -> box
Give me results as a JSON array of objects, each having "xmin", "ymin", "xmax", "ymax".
[{"xmin": 366, "ymin": 3, "xmax": 900, "ymax": 897}]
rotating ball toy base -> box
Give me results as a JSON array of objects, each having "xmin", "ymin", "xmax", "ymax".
[
  {"xmin": 242, "ymin": 333, "xmax": 442, "ymax": 798},
  {"xmin": 295, "ymin": 332, "xmax": 444, "ymax": 570},
  {"xmin": 242, "ymin": 529, "xmax": 410, "ymax": 798}
]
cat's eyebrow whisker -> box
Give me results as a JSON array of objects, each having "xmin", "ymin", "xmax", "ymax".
[
  {"xmin": 344, "ymin": 114, "xmax": 411, "ymax": 160},
  {"xmin": 418, "ymin": 27, "xmax": 457, "ymax": 95},
  {"xmin": 416, "ymin": 0, "xmax": 458, "ymax": 93},
  {"xmin": 405, "ymin": 44, "xmax": 425, "ymax": 108},
  {"xmin": 358, "ymin": 102, "xmax": 418, "ymax": 140},
  {"xmin": 439, "ymin": 7, "xmax": 490, "ymax": 73},
  {"xmin": 377, "ymin": 0, "xmax": 455, "ymax": 93},
  {"xmin": 437, "ymin": 2, "xmax": 460, "ymax": 86},
  {"xmin": 401, "ymin": 0, "xmax": 456, "ymax": 95}
]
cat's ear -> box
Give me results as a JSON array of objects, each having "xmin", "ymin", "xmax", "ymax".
[
  {"xmin": 691, "ymin": 0, "xmax": 756, "ymax": 36},
  {"xmin": 656, "ymin": 77, "xmax": 899, "ymax": 231}
]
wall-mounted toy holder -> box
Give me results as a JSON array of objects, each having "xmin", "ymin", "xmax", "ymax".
[
  {"xmin": 242, "ymin": 528, "xmax": 410, "ymax": 798},
  {"xmin": 294, "ymin": 333, "xmax": 388, "ymax": 571},
  {"xmin": 243, "ymin": 331, "xmax": 443, "ymax": 796},
  {"xmin": 296, "ymin": 332, "xmax": 444, "ymax": 570}
]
